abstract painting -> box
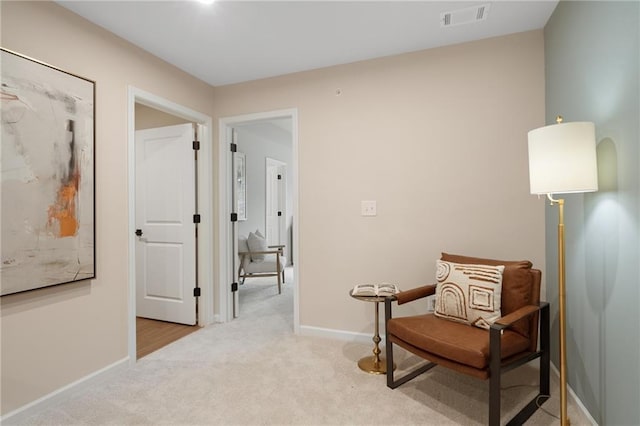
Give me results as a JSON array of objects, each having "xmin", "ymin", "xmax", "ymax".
[{"xmin": 1, "ymin": 48, "xmax": 95, "ymax": 296}]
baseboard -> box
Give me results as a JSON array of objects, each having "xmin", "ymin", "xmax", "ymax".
[
  {"xmin": 1, "ymin": 357, "xmax": 129, "ymax": 425},
  {"xmin": 299, "ymin": 325, "xmax": 383, "ymax": 345}
]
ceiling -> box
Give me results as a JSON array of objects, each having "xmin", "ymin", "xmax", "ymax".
[{"xmin": 56, "ymin": 1, "xmax": 558, "ymax": 87}]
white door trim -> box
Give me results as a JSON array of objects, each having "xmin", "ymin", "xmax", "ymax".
[
  {"xmin": 127, "ymin": 86, "xmax": 214, "ymax": 365},
  {"xmin": 217, "ymin": 108, "xmax": 299, "ymax": 333}
]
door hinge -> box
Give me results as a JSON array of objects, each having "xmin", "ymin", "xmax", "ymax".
[
  {"xmin": 231, "ymin": 282, "xmax": 238, "ymax": 292},
  {"xmin": 230, "ymin": 143, "xmax": 237, "ymax": 153},
  {"xmin": 230, "ymin": 213, "xmax": 238, "ymax": 222},
  {"xmin": 193, "ymin": 140, "xmax": 200, "ymax": 151},
  {"xmin": 193, "ymin": 287, "xmax": 201, "ymax": 297},
  {"xmin": 193, "ymin": 214, "xmax": 201, "ymax": 223},
  {"xmin": 277, "ymin": 174, "xmax": 282, "ymax": 180},
  {"xmin": 278, "ymin": 211, "xmax": 282, "ymax": 217}
]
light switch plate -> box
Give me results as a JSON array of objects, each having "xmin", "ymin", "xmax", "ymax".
[{"xmin": 361, "ymin": 200, "xmax": 377, "ymax": 216}]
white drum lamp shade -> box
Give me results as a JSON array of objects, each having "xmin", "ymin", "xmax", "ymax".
[{"xmin": 527, "ymin": 121, "xmax": 598, "ymax": 195}]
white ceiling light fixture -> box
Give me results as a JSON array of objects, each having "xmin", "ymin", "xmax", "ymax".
[
  {"xmin": 196, "ymin": 0, "xmax": 215, "ymax": 5},
  {"xmin": 441, "ymin": 3, "xmax": 491, "ymax": 27}
]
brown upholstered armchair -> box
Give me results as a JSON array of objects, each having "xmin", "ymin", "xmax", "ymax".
[{"xmin": 384, "ymin": 253, "xmax": 550, "ymax": 426}]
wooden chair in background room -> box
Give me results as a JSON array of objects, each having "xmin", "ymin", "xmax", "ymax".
[
  {"xmin": 238, "ymin": 231, "xmax": 286, "ymax": 294},
  {"xmin": 384, "ymin": 253, "xmax": 550, "ymax": 426}
]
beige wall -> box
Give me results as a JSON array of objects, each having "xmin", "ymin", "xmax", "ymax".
[
  {"xmin": 0, "ymin": 1, "xmax": 215, "ymax": 415},
  {"xmin": 213, "ymin": 29, "xmax": 547, "ymax": 332},
  {"xmin": 1, "ymin": 0, "xmax": 546, "ymax": 416}
]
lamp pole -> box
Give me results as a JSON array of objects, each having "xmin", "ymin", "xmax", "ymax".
[{"xmin": 549, "ymin": 194, "xmax": 569, "ymax": 426}]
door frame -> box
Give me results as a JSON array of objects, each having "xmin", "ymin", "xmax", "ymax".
[
  {"xmin": 217, "ymin": 109, "xmax": 299, "ymax": 333},
  {"xmin": 127, "ymin": 86, "xmax": 214, "ymax": 364}
]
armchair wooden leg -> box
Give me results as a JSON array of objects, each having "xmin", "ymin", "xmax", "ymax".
[{"xmin": 276, "ymin": 253, "xmax": 282, "ymax": 294}]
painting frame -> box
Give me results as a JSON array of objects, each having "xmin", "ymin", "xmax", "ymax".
[
  {"xmin": 1, "ymin": 48, "xmax": 96, "ymax": 296},
  {"xmin": 235, "ymin": 151, "xmax": 247, "ymax": 221}
]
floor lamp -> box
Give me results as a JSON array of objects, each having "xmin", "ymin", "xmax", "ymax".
[{"xmin": 527, "ymin": 116, "xmax": 598, "ymax": 426}]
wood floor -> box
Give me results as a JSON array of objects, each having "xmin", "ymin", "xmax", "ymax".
[{"xmin": 136, "ymin": 317, "xmax": 199, "ymax": 359}]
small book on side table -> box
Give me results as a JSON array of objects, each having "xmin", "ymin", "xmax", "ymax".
[{"xmin": 351, "ymin": 283, "xmax": 400, "ymax": 297}]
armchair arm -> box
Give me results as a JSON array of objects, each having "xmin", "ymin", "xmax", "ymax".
[
  {"xmin": 385, "ymin": 284, "xmax": 437, "ymax": 329},
  {"xmin": 491, "ymin": 302, "xmax": 549, "ymax": 332},
  {"xmin": 395, "ymin": 284, "xmax": 437, "ymax": 305},
  {"xmin": 489, "ymin": 302, "xmax": 550, "ymax": 379},
  {"xmin": 238, "ymin": 249, "xmax": 282, "ymax": 255}
]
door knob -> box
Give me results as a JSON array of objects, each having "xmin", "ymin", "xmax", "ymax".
[{"xmin": 135, "ymin": 229, "xmax": 143, "ymax": 236}]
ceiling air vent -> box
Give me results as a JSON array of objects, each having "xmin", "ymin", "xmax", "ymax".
[{"xmin": 441, "ymin": 3, "xmax": 491, "ymax": 27}]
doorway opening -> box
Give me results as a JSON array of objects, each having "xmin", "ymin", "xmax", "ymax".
[
  {"xmin": 218, "ymin": 109, "xmax": 299, "ymax": 332},
  {"xmin": 127, "ymin": 87, "xmax": 214, "ymax": 364}
]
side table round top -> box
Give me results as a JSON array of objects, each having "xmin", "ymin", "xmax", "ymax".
[{"xmin": 348, "ymin": 289, "xmax": 395, "ymax": 303}]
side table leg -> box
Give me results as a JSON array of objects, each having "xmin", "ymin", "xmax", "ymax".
[
  {"xmin": 372, "ymin": 300, "xmax": 382, "ymax": 366},
  {"xmin": 358, "ymin": 301, "xmax": 395, "ymax": 374}
]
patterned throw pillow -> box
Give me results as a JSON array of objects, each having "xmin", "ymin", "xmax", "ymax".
[{"xmin": 434, "ymin": 260, "xmax": 504, "ymax": 329}]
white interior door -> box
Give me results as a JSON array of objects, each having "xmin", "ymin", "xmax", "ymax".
[
  {"xmin": 135, "ymin": 123, "xmax": 196, "ymax": 325},
  {"xmin": 266, "ymin": 158, "xmax": 286, "ymax": 248}
]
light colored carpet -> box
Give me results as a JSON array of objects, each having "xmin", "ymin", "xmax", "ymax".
[{"xmin": 14, "ymin": 267, "xmax": 592, "ymax": 425}]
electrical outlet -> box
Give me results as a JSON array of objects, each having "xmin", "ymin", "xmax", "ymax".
[{"xmin": 361, "ymin": 200, "xmax": 377, "ymax": 216}]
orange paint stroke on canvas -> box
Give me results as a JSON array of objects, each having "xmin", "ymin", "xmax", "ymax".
[
  {"xmin": 48, "ymin": 171, "xmax": 80, "ymax": 237},
  {"xmin": 48, "ymin": 119, "xmax": 81, "ymax": 238}
]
